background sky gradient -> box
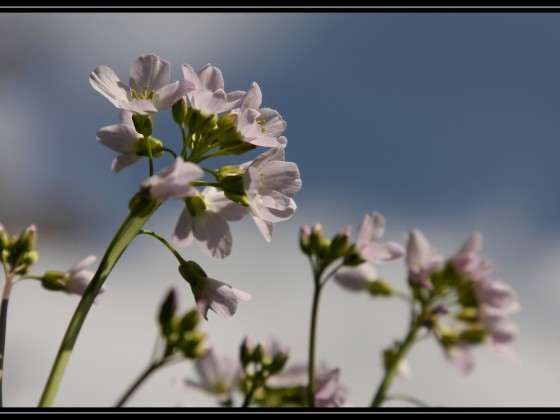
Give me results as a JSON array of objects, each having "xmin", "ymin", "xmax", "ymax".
[{"xmin": 1, "ymin": 12, "xmax": 559, "ymax": 407}]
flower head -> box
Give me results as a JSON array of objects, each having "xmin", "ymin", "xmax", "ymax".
[
  {"xmin": 141, "ymin": 157, "xmax": 203, "ymax": 200},
  {"xmin": 182, "ymin": 63, "xmax": 245, "ymax": 115},
  {"xmin": 405, "ymin": 229, "xmax": 443, "ymax": 289},
  {"xmin": 90, "ymin": 54, "xmax": 194, "ymax": 115},
  {"xmin": 243, "ymin": 146, "xmax": 302, "ymax": 241},
  {"xmin": 173, "ymin": 187, "xmax": 248, "ymax": 259},
  {"xmin": 96, "ymin": 111, "xmax": 165, "ymax": 172},
  {"xmin": 179, "ymin": 261, "xmax": 251, "ymax": 320},
  {"xmin": 180, "ymin": 346, "xmax": 241, "ymax": 399},
  {"xmin": 64, "ymin": 255, "xmax": 103, "ymax": 297},
  {"xmin": 355, "ymin": 212, "xmax": 405, "ymax": 263}
]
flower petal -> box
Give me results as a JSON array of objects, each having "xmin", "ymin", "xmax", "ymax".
[
  {"xmin": 250, "ymin": 212, "xmax": 274, "ymax": 242},
  {"xmin": 242, "ymin": 82, "xmax": 263, "ymax": 110},
  {"xmin": 67, "ymin": 255, "xmax": 97, "ymax": 276},
  {"xmin": 259, "ymin": 108, "xmax": 287, "ymax": 138},
  {"xmin": 334, "ymin": 264, "xmax": 377, "ymax": 292},
  {"xmin": 181, "ymin": 64, "xmax": 202, "ymax": 90},
  {"xmin": 152, "ymin": 79, "xmax": 195, "ymax": 111},
  {"xmin": 142, "ymin": 158, "xmax": 203, "ymax": 200},
  {"xmin": 90, "ymin": 65, "xmax": 131, "ymax": 107},
  {"xmin": 112, "ymin": 154, "xmax": 142, "ymax": 173},
  {"xmin": 457, "ymin": 231, "xmax": 483, "ymax": 255},
  {"xmin": 172, "ymin": 207, "xmax": 195, "ymax": 247},
  {"xmin": 96, "ymin": 124, "xmax": 141, "ymax": 153},
  {"xmin": 193, "ymin": 212, "xmax": 233, "ymax": 260},
  {"xmin": 406, "ymin": 229, "xmax": 433, "ymax": 270},
  {"xmin": 197, "ymin": 63, "xmax": 224, "ymax": 91},
  {"xmin": 129, "ymin": 54, "xmax": 170, "ymax": 93},
  {"xmin": 189, "ymin": 88, "xmax": 228, "ymax": 115},
  {"xmin": 203, "ymin": 187, "xmax": 248, "ymax": 221},
  {"xmin": 259, "ymin": 161, "xmax": 302, "ymax": 197}
]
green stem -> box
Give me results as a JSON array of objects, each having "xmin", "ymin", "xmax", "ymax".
[
  {"xmin": 137, "ymin": 230, "xmax": 185, "ymax": 265},
  {"xmin": 180, "ymin": 127, "xmax": 190, "ymax": 159},
  {"xmin": 370, "ymin": 319, "xmax": 421, "ymax": 407},
  {"xmin": 39, "ymin": 204, "xmax": 160, "ymax": 407},
  {"xmin": 242, "ymin": 371, "xmax": 261, "ymax": 408},
  {"xmin": 115, "ymin": 359, "xmax": 165, "ymax": 408},
  {"xmin": 385, "ymin": 393, "xmax": 430, "ymax": 408},
  {"xmin": 307, "ymin": 268, "xmax": 322, "ymax": 408},
  {"xmin": 145, "ymin": 135, "xmax": 154, "ymax": 176},
  {"xmin": 0, "ymin": 273, "xmax": 14, "ymax": 408},
  {"xmin": 162, "ymin": 147, "xmax": 177, "ymax": 159}
]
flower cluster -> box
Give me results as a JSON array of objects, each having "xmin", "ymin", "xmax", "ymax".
[{"xmin": 90, "ymin": 54, "xmax": 302, "ymax": 320}]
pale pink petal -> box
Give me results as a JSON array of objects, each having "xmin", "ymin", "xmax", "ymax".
[
  {"xmin": 197, "ymin": 64, "xmax": 224, "ymax": 91},
  {"xmin": 491, "ymin": 323, "xmax": 517, "ymax": 344},
  {"xmin": 457, "ymin": 231, "xmax": 483, "ymax": 255},
  {"xmin": 361, "ymin": 241, "xmax": 404, "ymax": 263},
  {"xmin": 406, "ymin": 229, "xmax": 433, "ymax": 270},
  {"xmin": 96, "ymin": 124, "xmax": 141, "ymax": 153},
  {"xmin": 249, "ymin": 146, "xmax": 285, "ymax": 170},
  {"xmin": 129, "ymin": 54, "xmax": 170, "ymax": 93},
  {"xmin": 181, "ymin": 64, "xmax": 203, "ymax": 90},
  {"xmin": 242, "ymin": 82, "xmax": 263, "ymax": 110},
  {"xmin": 334, "ymin": 264, "xmax": 377, "ymax": 292},
  {"xmin": 250, "ymin": 212, "xmax": 273, "ymax": 242},
  {"xmin": 258, "ymin": 108, "xmax": 287, "ymax": 138},
  {"xmin": 193, "ymin": 212, "xmax": 233, "ymax": 259},
  {"xmin": 142, "ymin": 158, "xmax": 203, "ymax": 200},
  {"xmin": 67, "ymin": 255, "xmax": 97, "ymax": 276},
  {"xmin": 259, "ymin": 161, "xmax": 302, "ymax": 197},
  {"xmin": 89, "ymin": 65, "xmax": 130, "ymax": 108},
  {"xmin": 189, "ymin": 88, "xmax": 228, "ymax": 115},
  {"xmin": 152, "ymin": 79, "xmax": 195, "ymax": 111},
  {"xmin": 112, "ymin": 154, "xmax": 142, "ymax": 173},
  {"xmin": 172, "ymin": 208, "xmax": 195, "ymax": 247},
  {"xmin": 203, "ymin": 187, "xmax": 248, "ymax": 221},
  {"xmin": 444, "ymin": 346, "xmax": 474, "ymax": 375}
]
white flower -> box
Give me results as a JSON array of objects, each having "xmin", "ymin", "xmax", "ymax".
[
  {"xmin": 243, "ymin": 146, "xmax": 302, "ymax": 241},
  {"xmin": 191, "ymin": 277, "xmax": 251, "ymax": 321},
  {"xmin": 141, "ymin": 157, "xmax": 203, "ymax": 200},
  {"xmin": 90, "ymin": 54, "xmax": 194, "ymax": 115},
  {"xmin": 182, "ymin": 63, "xmax": 245, "ymax": 115},
  {"xmin": 173, "ymin": 187, "xmax": 248, "ymax": 259},
  {"xmin": 405, "ymin": 229, "xmax": 444, "ymax": 289},
  {"xmin": 333, "ymin": 263, "xmax": 377, "ymax": 292}
]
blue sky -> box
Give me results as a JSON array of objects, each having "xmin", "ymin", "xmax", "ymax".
[{"xmin": 1, "ymin": 12, "xmax": 560, "ymax": 407}]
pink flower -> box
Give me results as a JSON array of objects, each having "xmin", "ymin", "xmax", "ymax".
[
  {"xmin": 355, "ymin": 212, "xmax": 405, "ymax": 263},
  {"xmin": 141, "ymin": 157, "xmax": 203, "ymax": 200},
  {"xmin": 173, "ymin": 187, "xmax": 248, "ymax": 259},
  {"xmin": 405, "ymin": 229, "xmax": 443, "ymax": 289},
  {"xmin": 90, "ymin": 54, "xmax": 194, "ymax": 115},
  {"xmin": 64, "ymin": 255, "xmax": 105, "ymax": 299},
  {"xmin": 333, "ymin": 263, "xmax": 377, "ymax": 292},
  {"xmin": 182, "ymin": 63, "xmax": 245, "ymax": 115}
]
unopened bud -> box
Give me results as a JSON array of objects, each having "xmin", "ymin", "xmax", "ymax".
[
  {"xmin": 132, "ymin": 113, "xmax": 153, "ymax": 137},
  {"xmin": 159, "ymin": 288, "xmax": 178, "ymax": 335},
  {"xmin": 179, "ymin": 309, "xmax": 200, "ymax": 333},
  {"xmin": 240, "ymin": 335, "xmax": 254, "ymax": 367},
  {"xmin": 299, "ymin": 225, "xmax": 312, "ymax": 255},
  {"xmin": 459, "ymin": 327, "xmax": 488, "ymax": 344},
  {"xmin": 268, "ymin": 350, "xmax": 289, "ymax": 375},
  {"xmin": 367, "ymin": 280, "xmax": 393, "ymax": 296},
  {"xmin": 19, "ymin": 225, "xmax": 37, "ymax": 252},
  {"xmin": 172, "ymin": 97, "xmax": 188, "ymax": 125}
]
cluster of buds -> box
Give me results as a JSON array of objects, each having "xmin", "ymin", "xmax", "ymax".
[
  {"xmin": 157, "ymin": 288, "xmax": 208, "ymax": 360},
  {"xmin": 0, "ymin": 224, "xmax": 38, "ymax": 276},
  {"xmin": 405, "ymin": 230, "xmax": 519, "ymax": 374}
]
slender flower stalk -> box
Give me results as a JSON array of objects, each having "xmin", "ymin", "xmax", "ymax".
[
  {"xmin": 0, "ymin": 273, "xmax": 15, "ymax": 408},
  {"xmin": 39, "ymin": 203, "xmax": 160, "ymax": 407},
  {"xmin": 371, "ymin": 310, "xmax": 421, "ymax": 407},
  {"xmin": 307, "ymin": 267, "xmax": 322, "ymax": 408},
  {"xmin": 115, "ymin": 360, "xmax": 166, "ymax": 408}
]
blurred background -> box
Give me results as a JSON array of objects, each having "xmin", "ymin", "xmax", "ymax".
[{"xmin": 1, "ymin": 12, "xmax": 559, "ymax": 408}]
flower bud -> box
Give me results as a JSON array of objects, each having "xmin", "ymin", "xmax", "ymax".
[
  {"xmin": 299, "ymin": 224, "xmax": 312, "ymax": 255},
  {"xmin": 179, "ymin": 308, "xmax": 200, "ymax": 333},
  {"xmin": 326, "ymin": 226, "xmax": 351, "ymax": 261},
  {"xmin": 178, "ymin": 260, "xmax": 208, "ymax": 288},
  {"xmin": 19, "ymin": 224, "xmax": 37, "ymax": 252},
  {"xmin": 186, "ymin": 193, "xmax": 207, "ymax": 217},
  {"xmin": 22, "ymin": 250, "xmax": 39, "ymax": 266},
  {"xmin": 180, "ymin": 330, "xmax": 208, "ymax": 359},
  {"xmin": 159, "ymin": 288, "xmax": 178, "ymax": 336},
  {"xmin": 253, "ymin": 343, "xmax": 265, "ymax": 364},
  {"xmin": 458, "ymin": 327, "xmax": 488, "ymax": 344},
  {"xmin": 456, "ymin": 306, "xmax": 479, "ymax": 323},
  {"xmin": 132, "ymin": 113, "xmax": 153, "ymax": 137},
  {"xmin": 136, "ymin": 136, "xmax": 165, "ymax": 158},
  {"xmin": 268, "ymin": 350, "xmax": 289, "ymax": 375},
  {"xmin": 172, "ymin": 97, "xmax": 188, "ymax": 125},
  {"xmin": 240, "ymin": 335, "xmax": 254, "ymax": 367},
  {"xmin": 367, "ymin": 280, "xmax": 393, "ymax": 297},
  {"xmin": 41, "ymin": 270, "xmax": 67, "ymax": 291},
  {"xmin": 0, "ymin": 224, "xmax": 8, "ymax": 252}
]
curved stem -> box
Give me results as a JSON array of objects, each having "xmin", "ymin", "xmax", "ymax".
[
  {"xmin": 180, "ymin": 127, "xmax": 190, "ymax": 159},
  {"xmin": 0, "ymin": 273, "xmax": 15, "ymax": 407},
  {"xmin": 39, "ymin": 204, "xmax": 160, "ymax": 407},
  {"xmin": 162, "ymin": 147, "xmax": 177, "ymax": 159},
  {"xmin": 307, "ymin": 268, "xmax": 322, "ymax": 408},
  {"xmin": 241, "ymin": 372, "xmax": 261, "ymax": 408},
  {"xmin": 137, "ymin": 230, "xmax": 185, "ymax": 265},
  {"xmin": 115, "ymin": 360, "xmax": 165, "ymax": 408},
  {"xmin": 370, "ymin": 319, "xmax": 420, "ymax": 407}
]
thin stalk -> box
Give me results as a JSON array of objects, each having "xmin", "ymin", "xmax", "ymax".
[
  {"xmin": 307, "ymin": 268, "xmax": 322, "ymax": 408},
  {"xmin": 115, "ymin": 360, "xmax": 165, "ymax": 408},
  {"xmin": 0, "ymin": 273, "xmax": 15, "ymax": 407},
  {"xmin": 39, "ymin": 203, "xmax": 160, "ymax": 407}
]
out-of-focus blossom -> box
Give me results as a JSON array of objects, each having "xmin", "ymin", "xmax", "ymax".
[
  {"xmin": 355, "ymin": 212, "xmax": 405, "ymax": 263},
  {"xmin": 405, "ymin": 229, "xmax": 443, "ymax": 289},
  {"xmin": 141, "ymin": 157, "xmax": 203, "ymax": 200}
]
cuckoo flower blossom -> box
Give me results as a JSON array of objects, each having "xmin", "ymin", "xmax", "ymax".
[
  {"xmin": 64, "ymin": 255, "xmax": 105, "ymax": 298},
  {"xmin": 405, "ymin": 229, "xmax": 443, "ymax": 290},
  {"xmin": 230, "ymin": 82, "xmax": 287, "ymax": 148},
  {"xmin": 355, "ymin": 212, "xmax": 405, "ymax": 263},
  {"xmin": 173, "ymin": 187, "xmax": 248, "ymax": 259},
  {"xmin": 182, "ymin": 63, "xmax": 245, "ymax": 115},
  {"xmin": 452, "ymin": 232, "xmax": 496, "ymax": 281},
  {"xmin": 96, "ymin": 111, "xmax": 164, "ymax": 172},
  {"xmin": 141, "ymin": 157, "xmax": 203, "ymax": 200},
  {"xmin": 180, "ymin": 261, "xmax": 251, "ymax": 321},
  {"xmin": 90, "ymin": 54, "xmax": 194, "ymax": 115},
  {"xmin": 181, "ymin": 346, "xmax": 241, "ymax": 399},
  {"xmin": 334, "ymin": 263, "xmax": 378, "ymax": 292},
  {"xmin": 243, "ymin": 146, "xmax": 302, "ymax": 242}
]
